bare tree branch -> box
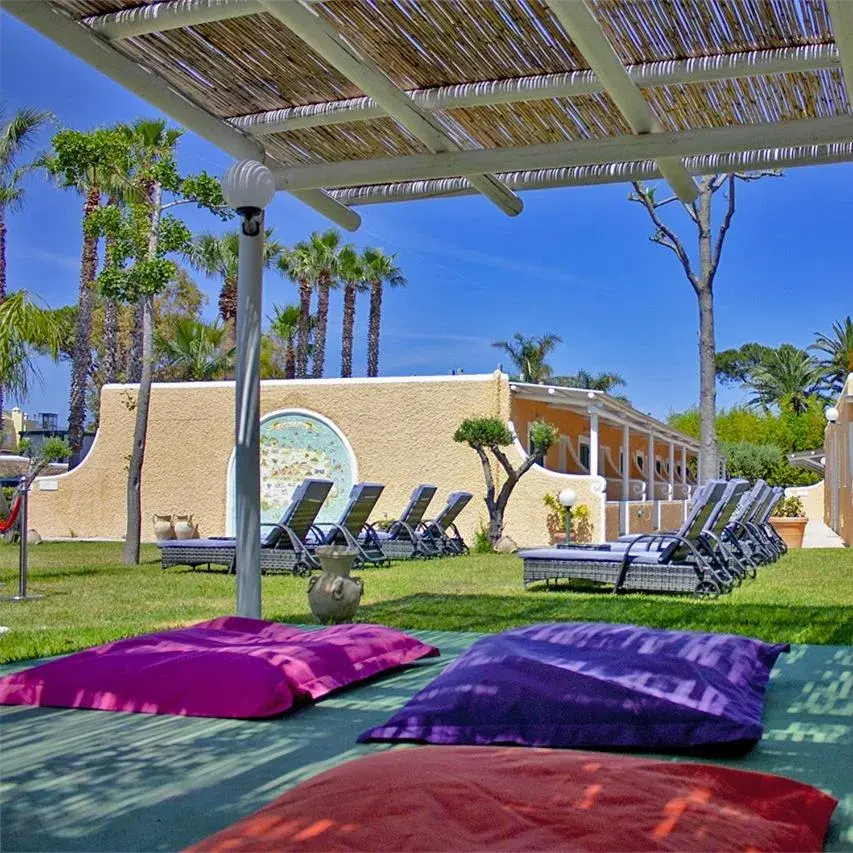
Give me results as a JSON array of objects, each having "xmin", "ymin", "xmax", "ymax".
[
  {"xmin": 491, "ymin": 444, "xmax": 517, "ymax": 481},
  {"xmin": 630, "ymin": 181, "xmax": 700, "ymax": 292},
  {"xmin": 709, "ymin": 174, "xmax": 736, "ymax": 281},
  {"xmin": 473, "ymin": 445, "xmax": 495, "ymax": 510}
]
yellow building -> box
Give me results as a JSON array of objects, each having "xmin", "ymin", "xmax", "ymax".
[{"xmin": 28, "ymin": 373, "xmax": 699, "ymax": 547}]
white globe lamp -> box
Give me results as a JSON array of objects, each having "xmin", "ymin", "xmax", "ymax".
[
  {"xmin": 222, "ymin": 160, "xmax": 276, "ymax": 234},
  {"xmin": 825, "ymin": 406, "xmax": 839, "ymax": 424},
  {"xmin": 558, "ymin": 487, "xmax": 578, "ymax": 546}
]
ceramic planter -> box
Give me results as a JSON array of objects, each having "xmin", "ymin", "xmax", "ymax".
[
  {"xmin": 769, "ymin": 516, "xmax": 807, "ymax": 549},
  {"xmin": 307, "ymin": 546, "xmax": 363, "ymax": 623},
  {"xmin": 173, "ymin": 514, "xmax": 196, "ymax": 540},
  {"xmin": 152, "ymin": 514, "xmax": 175, "ymax": 541}
]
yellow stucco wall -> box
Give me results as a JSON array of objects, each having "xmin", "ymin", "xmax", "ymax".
[{"xmin": 28, "ymin": 372, "xmax": 603, "ymax": 547}]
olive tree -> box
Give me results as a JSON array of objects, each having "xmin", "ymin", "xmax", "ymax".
[{"xmin": 454, "ymin": 416, "xmax": 557, "ymax": 547}]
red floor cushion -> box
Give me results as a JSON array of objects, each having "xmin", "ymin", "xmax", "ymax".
[{"xmin": 188, "ymin": 746, "xmax": 836, "ymax": 852}]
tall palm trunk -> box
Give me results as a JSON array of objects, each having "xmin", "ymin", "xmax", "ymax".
[
  {"xmin": 0, "ymin": 211, "xmax": 6, "ymax": 442},
  {"xmin": 313, "ymin": 280, "xmax": 330, "ymax": 378},
  {"xmin": 129, "ymin": 299, "xmax": 144, "ymax": 382},
  {"xmin": 340, "ymin": 283, "xmax": 356, "ymax": 378},
  {"xmin": 68, "ymin": 186, "xmax": 101, "ymax": 459},
  {"xmin": 285, "ymin": 338, "xmax": 296, "ymax": 380},
  {"xmin": 696, "ymin": 187, "xmax": 718, "ymax": 483},
  {"xmin": 103, "ymin": 198, "xmax": 119, "ymax": 384},
  {"xmin": 296, "ymin": 278, "xmax": 311, "ymax": 378},
  {"xmin": 218, "ymin": 275, "xmax": 237, "ymax": 351},
  {"xmin": 366, "ymin": 279, "xmax": 383, "ymax": 378},
  {"xmin": 124, "ymin": 181, "xmax": 161, "ymax": 565}
]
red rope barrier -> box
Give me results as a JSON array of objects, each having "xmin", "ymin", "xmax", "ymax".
[{"xmin": 0, "ymin": 495, "xmax": 21, "ymax": 533}]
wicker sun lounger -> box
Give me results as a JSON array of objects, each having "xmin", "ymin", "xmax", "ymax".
[
  {"xmin": 421, "ymin": 491, "xmax": 473, "ymax": 555},
  {"xmin": 519, "ymin": 481, "xmax": 729, "ymax": 597},
  {"xmin": 158, "ymin": 478, "xmax": 333, "ymax": 575},
  {"xmin": 366, "ymin": 484, "xmax": 439, "ymax": 559},
  {"xmin": 312, "ymin": 482, "xmax": 390, "ymax": 567}
]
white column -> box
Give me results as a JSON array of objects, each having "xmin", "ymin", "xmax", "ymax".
[
  {"xmin": 558, "ymin": 437, "xmax": 567, "ymax": 473},
  {"xmin": 620, "ymin": 423, "xmax": 630, "ymax": 534},
  {"xmin": 648, "ymin": 432, "xmax": 659, "ymax": 529},
  {"xmin": 681, "ymin": 445, "xmax": 688, "ymax": 520},
  {"xmin": 222, "ymin": 160, "xmax": 276, "ymax": 620},
  {"xmin": 667, "ymin": 441, "xmax": 675, "ymax": 500},
  {"xmin": 588, "ymin": 407, "xmax": 600, "ymax": 478}
]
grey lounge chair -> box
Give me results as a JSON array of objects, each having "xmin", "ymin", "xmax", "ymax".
[
  {"xmin": 367, "ymin": 484, "xmax": 439, "ymax": 559},
  {"xmin": 520, "ymin": 481, "xmax": 730, "ymax": 597},
  {"xmin": 312, "ymin": 482, "xmax": 390, "ymax": 567},
  {"xmin": 158, "ymin": 478, "xmax": 333, "ymax": 575},
  {"xmin": 421, "ymin": 491, "xmax": 473, "ymax": 555}
]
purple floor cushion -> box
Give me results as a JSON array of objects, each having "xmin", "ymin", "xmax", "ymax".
[
  {"xmin": 0, "ymin": 619, "xmax": 438, "ymax": 719},
  {"xmin": 359, "ymin": 622, "xmax": 788, "ymax": 751}
]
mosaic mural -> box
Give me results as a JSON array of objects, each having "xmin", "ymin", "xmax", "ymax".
[{"xmin": 229, "ymin": 411, "xmax": 355, "ymax": 532}]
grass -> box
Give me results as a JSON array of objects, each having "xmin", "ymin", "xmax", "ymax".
[{"xmin": 0, "ymin": 541, "xmax": 851, "ymax": 662}]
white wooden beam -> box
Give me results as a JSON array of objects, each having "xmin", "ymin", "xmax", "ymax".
[
  {"xmin": 230, "ymin": 45, "xmax": 840, "ymax": 135},
  {"xmin": 85, "ymin": 0, "xmax": 262, "ymax": 39},
  {"xmin": 544, "ymin": 0, "xmax": 697, "ymax": 203},
  {"xmin": 273, "ymin": 116, "xmax": 853, "ymax": 190},
  {"xmin": 827, "ymin": 0, "xmax": 853, "ymax": 97},
  {"xmin": 257, "ymin": 0, "xmax": 522, "ymax": 217},
  {"xmin": 327, "ymin": 142, "xmax": 853, "ymax": 205},
  {"xmin": 0, "ymin": 0, "xmax": 360, "ymax": 231}
]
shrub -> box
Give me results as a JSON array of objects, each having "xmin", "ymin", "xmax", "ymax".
[
  {"xmin": 773, "ymin": 496, "xmax": 804, "ymax": 518},
  {"xmin": 41, "ymin": 437, "xmax": 72, "ymax": 463},
  {"xmin": 472, "ymin": 522, "xmax": 492, "ymax": 554},
  {"xmin": 543, "ymin": 493, "xmax": 592, "ymax": 544}
]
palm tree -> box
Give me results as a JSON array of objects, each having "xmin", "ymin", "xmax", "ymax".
[
  {"xmin": 268, "ymin": 304, "xmax": 301, "ymax": 379},
  {"xmin": 279, "ymin": 241, "xmax": 316, "ymax": 378},
  {"xmin": 154, "ymin": 317, "xmax": 233, "ymax": 381},
  {"xmin": 44, "ymin": 125, "xmax": 130, "ymax": 457},
  {"xmin": 307, "ymin": 229, "xmax": 341, "ymax": 378},
  {"xmin": 811, "ymin": 316, "xmax": 853, "ymax": 395},
  {"xmin": 552, "ymin": 369, "xmax": 628, "ymax": 400},
  {"xmin": 337, "ymin": 244, "xmax": 367, "ymax": 378},
  {"xmin": 0, "ymin": 290, "xmax": 61, "ymax": 405},
  {"xmin": 185, "ymin": 228, "xmax": 283, "ymax": 354},
  {"xmin": 0, "ymin": 107, "xmax": 52, "ymax": 433},
  {"xmin": 363, "ymin": 247, "xmax": 406, "ymax": 377},
  {"xmin": 491, "ymin": 333, "xmax": 562, "ymax": 383},
  {"xmin": 746, "ymin": 344, "xmax": 823, "ymax": 415}
]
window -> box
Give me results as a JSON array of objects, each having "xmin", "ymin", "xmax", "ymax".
[
  {"xmin": 619, "ymin": 449, "xmax": 624, "ymax": 474},
  {"xmin": 579, "ymin": 437, "xmax": 591, "ymax": 472},
  {"xmin": 636, "ymin": 452, "xmax": 645, "ymax": 471},
  {"xmin": 655, "ymin": 457, "xmax": 663, "ymax": 475}
]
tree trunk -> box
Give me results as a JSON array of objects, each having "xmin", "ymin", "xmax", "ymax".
[
  {"xmin": 219, "ymin": 275, "xmax": 237, "ymax": 352},
  {"xmin": 313, "ymin": 282, "xmax": 329, "ymax": 378},
  {"xmin": 296, "ymin": 278, "xmax": 311, "ymax": 378},
  {"xmin": 696, "ymin": 182, "xmax": 718, "ymax": 482},
  {"xmin": 366, "ymin": 279, "xmax": 383, "ymax": 378},
  {"xmin": 129, "ymin": 298, "xmax": 144, "ymax": 382},
  {"xmin": 340, "ymin": 283, "xmax": 356, "ymax": 378},
  {"xmin": 103, "ymin": 299, "xmax": 118, "ymax": 383},
  {"xmin": 0, "ymin": 211, "xmax": 7, "ymax": 301},
  {"xmin": 124, "ymin": 182, "xmax": 162, "ymax": 565},
  {"xmin": 487, "ymin": 509, "xmax": 505, "ymax": 547},
  {"xmin": 67, "ymin": 186, "xmax": 101, "ymax": 459},
  {"xmin": 285, "ymin": 340, "xmax": 295, "ymax": 380}
]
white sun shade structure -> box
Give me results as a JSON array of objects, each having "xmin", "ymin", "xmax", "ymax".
[{"xmin": 5, "ymin": 0, "xmax": 852, "ymax": 616}]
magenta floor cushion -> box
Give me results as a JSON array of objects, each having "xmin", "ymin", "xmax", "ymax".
[
  {"xmin": 359, "ymin": 622, "xmax": 788, "ymax": 751},
  {"xmin": 0, "ymin": 619, "xmax": 438, "ymax": 719}
]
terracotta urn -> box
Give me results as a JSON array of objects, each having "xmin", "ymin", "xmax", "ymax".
[
  {"xmin": 307, "ymin": 546, "xmax": 363, "ymax": 624},
  {"xmin": 173, "ymin": 514, "xmax": 196, "ymax": 540},
  {"xmin": 769, "ymin": 516, "xmax": 807, "ymax": 549},
  {"xmin": 152, "ymin": 514, "xmax": 175, "ymax": 541}
]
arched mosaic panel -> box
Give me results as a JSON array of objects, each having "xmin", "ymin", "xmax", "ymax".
[{"xmin": 227, "ymin": 410, "xmax": 356, "ymax": 534}]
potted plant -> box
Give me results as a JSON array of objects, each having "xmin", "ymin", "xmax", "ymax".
[
  {"xmin": 544, "ymin": 493, "xmax": 592, "ymax": 545},
  {"xmin": 769, "ymin": 495, "xmax": 807, "ymax": 549}
]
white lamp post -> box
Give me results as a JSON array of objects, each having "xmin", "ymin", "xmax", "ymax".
[
  {"xmin": 221, "ymin": 159, "xmax": 276, "ymax": 619},
  {"xmin": 559, "ymin": 487, "xmax": 578, "ymax": 545}
]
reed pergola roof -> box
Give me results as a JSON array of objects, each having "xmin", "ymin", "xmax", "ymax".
[{"xmin": 5, "ymin": 0, "xmax": 853, "ymax": 229}]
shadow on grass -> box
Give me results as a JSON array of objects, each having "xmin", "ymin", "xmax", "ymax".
[{"xmin": 355, "ymin": 593, "xmax": 853, "ymax": 645}]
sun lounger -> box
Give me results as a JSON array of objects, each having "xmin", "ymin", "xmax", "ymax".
[
  {"xmin": 421, "ymin": 491, "xmax": 473, "ymax": 555},
  {"xmin": 311, "ymin": 482, "xmax": 390, "ymax": 567},
  {"xmin": 158, "ymin": 478, "xmax": 333, "ymax": 575},
  {"xmin": 366, "ymin": 484, "xmax": 439, "ymax": 559},
  {"xmin": 520, "ymin": 481, "xmax": 729, "ymax": 596}
]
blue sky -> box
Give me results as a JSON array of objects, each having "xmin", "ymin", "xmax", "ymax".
[{"xmin": 3, "ymin": 11, "xmax": 852, "ymax": 424}]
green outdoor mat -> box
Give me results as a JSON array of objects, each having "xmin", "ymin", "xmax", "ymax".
[{"xmin": 1, "ymin": 631, "xmax": 850, "ymax": 852}]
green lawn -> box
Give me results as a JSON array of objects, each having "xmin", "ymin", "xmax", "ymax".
[{"xmin": 0, "ymin": 541, "xmax": 851, "ymax": 662}]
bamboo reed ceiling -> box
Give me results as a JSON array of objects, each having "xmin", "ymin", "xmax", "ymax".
[{"xmin": 50, "ymin": 0, "xmax": 852, "ymax": 199}]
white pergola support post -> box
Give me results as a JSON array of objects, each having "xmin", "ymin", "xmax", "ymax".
[
  {"xmin": 273, "ymin": 116, "xmax": 853, "ymax": 191},
  {"xmin": 620, "ymin": 423, "xmax": 630, "ymax": 535},
  {"xmin": 543, "ymin": 0, "xmax": 696, "ymax": 203},
  {"xmin": 0, "ymin": 0, "xmax": 360, "ymax": 232},
  {"xmin": 667, "ymin": 441, "xmax": 675, "ymax": 501},
  {"xmin": 588, "ymin": 407, "xmax": 600, "ymax": 479},
  {"xmin": 647, "ymin": 432, "xmax": 659, "ymax": 529},
  {"xmin": 234, "ymin": 216, "xmax": 263, "ymax": 617},
  {"xmin": 681, "ymin": 445, "xmax": 688, "ymax": 521},
  {"xmin": 827, "ymin": 1, "xmax": 853, "ymax": 97},
  {"xmin": 257, "ymin": 0, "xmax": 522, "ymax": 217}
]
